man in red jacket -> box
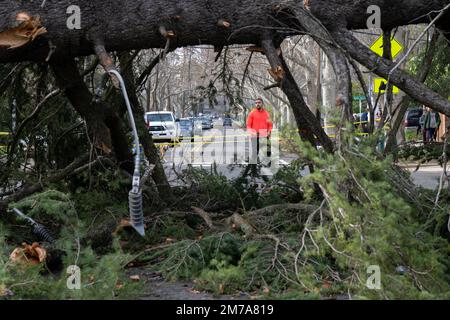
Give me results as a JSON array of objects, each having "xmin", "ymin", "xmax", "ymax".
[{"xmin": 247, "ymin": 98, "xmax": 273, "ymax": 164}]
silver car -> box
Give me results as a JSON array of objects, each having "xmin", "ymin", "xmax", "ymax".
[{"xmin": 179, "ymin": 118, "xmax": 195, "ymax": 142}]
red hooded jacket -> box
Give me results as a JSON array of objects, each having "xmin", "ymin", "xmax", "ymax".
[{"xmin": 247, "ymin": 108, "xmax": 273, "ymax": 137}]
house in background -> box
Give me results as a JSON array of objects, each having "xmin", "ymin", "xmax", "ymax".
[{"xmin": 438, "ymin": 114, "xmax": 449, "ymax": 142}]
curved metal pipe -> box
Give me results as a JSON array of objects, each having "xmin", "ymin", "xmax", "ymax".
[{"xmin": 108, "ymin": 69, "xmax": 145, "ymax": 236}]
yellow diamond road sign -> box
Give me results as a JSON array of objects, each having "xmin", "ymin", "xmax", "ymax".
[
  {"xmin": 370, "ymin": 35, "xmax": 403, "ymax": 59},
  {"xmin": 374, "ymin": 78, "xmax": 400, "ymax": 94}
]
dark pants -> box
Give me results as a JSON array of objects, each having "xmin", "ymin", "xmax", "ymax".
[
  {"xmin": 422, "ymin": 127, "xmax": 428, "ymax": 143},
  {"xmin": 249, "ymin": 135, "xmax": 271, "ymax": 164},
  {"xmin": 427, "ymin": 128, "xmax": 436, "ymax": 142}
]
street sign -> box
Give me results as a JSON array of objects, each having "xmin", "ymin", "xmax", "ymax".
[
  {"xmin": 373, "ymin": 78, "xmax": 400, "ymax": 94},
  {"xmin": 353, "ymin": 95, "xmax": 367, "ymax": 101},
  {"xmin": 370, "ymin": 35, "xmax": 404, "ymax": 59}
]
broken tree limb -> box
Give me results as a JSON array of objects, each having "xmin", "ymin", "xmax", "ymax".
[
  {"xmin": 191, "ymin": 207, "xmax": 214, "ymax": 229},
  {"xmin": 261, "ymin": 39, "xmax": 334, "ymax": 153},
  {"xmin": 93, "ymin": 43, "xmax": 120, "ymax": 88},
  {"xmin": 93, "ymin": 43, "xmax": 115, "ymax": 72},
  {"xmin": 217, "ymin": 19, "xmax": 231, "ymax": 28},
  {"xmin": 0, "ymin": 153, "xmax": 91, "ymax": 212},
  {"xmin": 247, "ymin": 203, "xmax": 325, "ymax": 216},
  {"xmin": 264, "ymin": 83, "xmax": 281, "ymax": 91},
  {"xmin": 50, "ymin": 59, "xmax": 135, "ymax": 174},
  {"xmin": 0, "ymin": 13, "xmax": 47, "ymax": 50},
  {"xmin": 245, "ymin": 46, "xmax": 265, "ymax": 54},
  {"xmin": 227, "ymin": 213, "xmax": 256, "ymax": 237},
  {"xmin": 267, "ymin": 66, "xmax": 285, "ymax": 83},
  {"xmin": 159, "ymin": 26, "xmax": 175, "ymax": 39}
]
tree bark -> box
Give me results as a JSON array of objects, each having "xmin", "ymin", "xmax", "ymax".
[
  {"xmin": 1, "ymin": 1, "xmax": 448, "ymax": 63},
  {"xmin": 261, "ymin": 39, "xmax": 334, "ymax": 152}
]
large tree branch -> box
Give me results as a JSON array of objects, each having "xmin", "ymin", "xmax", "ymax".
[
  {"xmin": 50, "ymin": 59, "xmax": 134, "ymax": 173},
  {"xmin": 261, "ymin": 38, "xmax": 334, "ymax": 152},
  {"xmin": 331, "ymin": 28, "xmax": 450, "ymax": 117},
  {"xmin": 290, "ymin": 7, "xmax": 354, "ymax": 146}
]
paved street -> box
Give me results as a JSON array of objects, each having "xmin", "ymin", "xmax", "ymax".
[
  {"xmin": 160, "ymin": 120, "xmax": 297, "ymax": 185},
  {"xmin": 160, "ymin": 122, "xmax": 448, "ymax": 190},
  {"xmin": 401, "ymin": 161, "xmax": 448, "ymax": 190}
]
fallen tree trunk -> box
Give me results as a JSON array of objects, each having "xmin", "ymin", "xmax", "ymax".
[{"xmin": 0, "ymin": 1, "xmax": 448, "ymax": 63}]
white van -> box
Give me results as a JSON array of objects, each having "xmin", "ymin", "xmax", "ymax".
[{"xmin": 145, "ymin": 111, "xmax": 180, "ymax": 144}]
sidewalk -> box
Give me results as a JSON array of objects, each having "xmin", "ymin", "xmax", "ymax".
[{"xmin": 399, "ymin": 160, "xmax": 448, "ymax": 190}]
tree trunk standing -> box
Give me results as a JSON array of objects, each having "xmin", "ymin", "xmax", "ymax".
[
  {"xmin": 152, "ymin": 64, "xmax": 160, "ymax": 112},
  {"xmin": 167, "ymin": 77, "xmax": 172, "ymax": 113},
  {"xmin": 315, "ymin": 47, "xmax": 322, "ymax": 119},
  {"xmin": 187, "ymin": 48, "xmax": 193, "ymax": 116},
  {"xmin": 146, "ymin": 76, "xmax": 152, "ymax": 112},
  {"xmin": 378, "ymin": 29, "xmax": 394, "ymax": 130},
  {"xmin": 316, "ymin": 41, "xmax": 353, "ymax": 150},
  {"xmin": 317, "ymin": 42, "xmax": 353, "ymax": 125},
  {"xmin": 321, "ymin": 54, "xmax": 336, "ymax": 137}
]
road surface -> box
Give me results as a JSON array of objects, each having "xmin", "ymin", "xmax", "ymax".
[{"xmin": 160, "ymin": 120, "xmax": 299, "ymax": 185}]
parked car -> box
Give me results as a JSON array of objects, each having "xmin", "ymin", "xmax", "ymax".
[
  {"xmin": 223, "ymin": 117, "xmax": 233, "ymax": 127},
  {"xmin": 404, "ymin": 108, "xmax": 423, "ymax": 128},
  {"xmin": 192, "ymin": 117, "xmax": 203, "ymax": 135},
  {"xmin": 179, "ymin": 118, "xmax": 195, "ymax": 142},
  {"xmin": 145, "ymin": 111, "xmax": 180, "ymax": 144},
  {"xmin": 198, "ymin": 116, "xmax": 213, "ymax": 130}
]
